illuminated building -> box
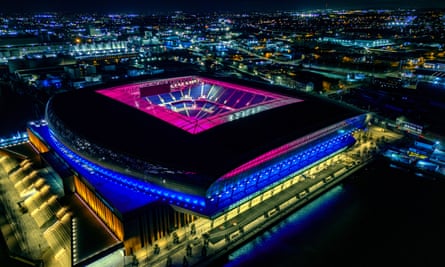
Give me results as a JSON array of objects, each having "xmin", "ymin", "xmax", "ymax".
[
  {"xmin": 319, "ymin": 36, "xmax": 393, "ymax": 48},
  {"xmin": 27, "ymin": 75, "xmax": 369, "ymax": 265}
]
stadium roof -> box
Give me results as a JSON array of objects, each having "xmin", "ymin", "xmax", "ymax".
[
  {"xmin": 47, "ymin": 76, "xmax": 365, "ymax": 189},
  {"xmin": 97, "ymin": 77, "xmax": 302, "ymax": 134}
]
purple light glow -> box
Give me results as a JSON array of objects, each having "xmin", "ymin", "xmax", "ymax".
[
  {"xmin": 220, "ymin": 121, "xmax": 351, "ymax": 179},
  {"xmin": 97, "ymin": 76, "xmax": 302, "ymax": 134}
]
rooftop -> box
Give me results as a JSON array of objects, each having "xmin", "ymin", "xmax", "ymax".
[
  {"xmin": 97, "ymin": 76, "xmax": 302, "ymax": 134},
  {"xmin": 46, "ymin": 75, "xmax": 365, "ymax": 188}
]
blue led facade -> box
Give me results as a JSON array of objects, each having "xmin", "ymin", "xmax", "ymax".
[
  {"xmin": 205, "ymin": 114, "xmax": 366, "ymax": 216},
  {"xmin": 30, "ymin": 123, "xmax": 206, "ymax": 216},
  {"xmin": 206, "ymin": 132, "xmax": 356, "ymax": 215},
  {"xmin": 28, "ymin": 112, "xmax": 366, "ymax": 219}
]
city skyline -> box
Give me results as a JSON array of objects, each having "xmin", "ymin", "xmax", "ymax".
[
  {"xmin": 1, "ymin": 3, "xmax": 445, "ymax": 267},
  {"xmin": 2, "ymin": 0, "xmax": 445, "ymax": 13}
]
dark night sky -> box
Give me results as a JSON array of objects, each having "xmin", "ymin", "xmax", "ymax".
[{"xmin": 2, "ymin": 0, "xmax": 445, "ymax": 13}]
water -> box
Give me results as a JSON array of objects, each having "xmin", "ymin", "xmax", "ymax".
[{"xmin": 214, "ymin": 159, "xmax": 445, "ymax": 267}]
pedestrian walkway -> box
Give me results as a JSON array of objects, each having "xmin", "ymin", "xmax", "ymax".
[
  {"xmin": 0, "ymin": 152, "xmax": 69, "ymax": 267},
  {"xmin": 0, "ymin": 125, "xmax": 405, "ymax": 267},
  {"xmin": 133, "ymin": 125, "xmax": 405, "ymax": 267}
]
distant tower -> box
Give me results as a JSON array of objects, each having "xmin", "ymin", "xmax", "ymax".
[{"xmin": 325, "ymin": 1, "xmax": 328, "ymax": 9}]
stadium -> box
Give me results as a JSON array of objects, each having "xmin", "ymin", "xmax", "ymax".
[{"xmin": 27, "ymin": 75, "xmax": 370, "ymax": 264}]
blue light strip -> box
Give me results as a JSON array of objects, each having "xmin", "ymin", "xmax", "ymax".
[
  {"xmin": 32, "ymin": 124, "xmax": 207, "ymax": 215},
  {"xmin": 206, "ymin": 131, "xmax": 356, "ymax": 214},
  {"xmin": 0, "ymin": 132, "xmax": 28, "ymax": 148},
  {"xmin": 29, "ymin": 122, "xmax": 358, "ymax": 218}
]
